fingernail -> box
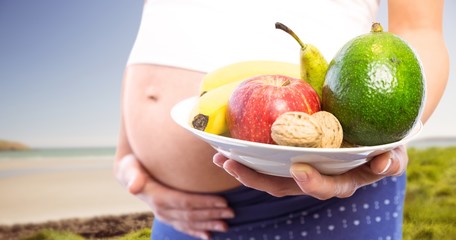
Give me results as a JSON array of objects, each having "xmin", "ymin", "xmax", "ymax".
[
  {"xmin": 222, "ymin": 210, "xmax": 235, "ymax": 218},
  {"xmin": 212, "ymin": 155, "xmax": 222, "ymax": 167},
  {"xmin": 214, "ymin": 223, "xmax": 227, "ymax": 231},
  {"xmin": 379, "ymin": 158, "xmax": 392, "ymax": 175},
  {"xmin": 223, "ymin": 163, "xmax": 239, "ymax": 179},
  {"xmin": 291, "ymin": 165, "xmax": 310, "ymax": 182},
  {"xmin": 226, "ymin": 168, "xmax": 239, "ymax": 179},
  {"xmin": 213, "ymin": 161, "xmax": 223, "ymax": 167},
  {"xmin": 200, "ymin": 234, "xmax": 209, "ymax": 240},
  {"xmin": 127, "ymin": 177, "xmax": 135, "ymax": 190},
  {"xmin": 127, "ymin": 178, "xmax": 133, "ymax": 187},
  {"xmin": 214, "ymin": 202, "xmax": 227, "ymax": 208}
]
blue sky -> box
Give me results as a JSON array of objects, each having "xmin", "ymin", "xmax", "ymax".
[
  {"xmin": 0, "ymin": 0, "xmax": 143, "ymax": 147},
  {"xmin": 0, "ymin": 1, "xmax": 455, "ymax": 148}
]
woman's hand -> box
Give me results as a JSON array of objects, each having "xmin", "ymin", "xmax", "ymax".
[
  {"xmin": 114, "ymin": 154, "xmax": 235, "ymax": 240},
  {"xmin": 213, "ymin": 145, "xmax": 407, "ymax": 200}
]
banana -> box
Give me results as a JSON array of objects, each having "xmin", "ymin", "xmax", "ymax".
[
  {"xmin": 275, "ymin": 22, "xmax": 329, "ymax": 99},
  {"xmin": 193, "ymin": 60, "xmax": 300, "ymax": 134},
  {"xmin": 190, "ymin": 80, "xmax": 245, "ymax": 134},
  {"xmin": 199, "ymin": 60, "xmax": 300, "ymax": 96}
]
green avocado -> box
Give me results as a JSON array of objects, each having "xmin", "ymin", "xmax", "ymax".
[{"xmin": 322, "ymin": 23, "xmax": 425, "ymax": 146}]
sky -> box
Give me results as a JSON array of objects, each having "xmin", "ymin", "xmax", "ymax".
[
  {"xmin": 0, "ymin": 1, "xmax": 455, "ymax": 148},
  {"xmin": 0, "ymin": 0, "xmax": 143, "ymax": 147}
]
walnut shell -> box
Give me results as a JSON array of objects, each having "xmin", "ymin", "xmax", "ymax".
[
  {"xmin": 271, "ymin": 112, "xmax": 323, "ymax": 147},
  {"xmin": 312, "ymin": 111, "xmax": 343, "ymax": 148}
]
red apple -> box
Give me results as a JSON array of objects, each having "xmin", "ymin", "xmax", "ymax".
[{"xmin": 227, "ymin": 74, "xmax": 321, "ymax": 144}]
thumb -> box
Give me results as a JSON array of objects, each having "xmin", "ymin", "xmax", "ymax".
[
  {"xmin": 128, "ymin": 171, "xmax": 147, "ymax": 194},
  {"xmin": 118, "ymin": 154, "xmax": 148, "ymax": 194},
  {"xmin": 290, "ymin": 163, "xmax": 356, "ymax": 200}
]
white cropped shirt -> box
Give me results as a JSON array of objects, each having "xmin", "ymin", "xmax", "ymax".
[{"xmin": 127, "ymin": 0, "xmax": 380, "ymax": 73}]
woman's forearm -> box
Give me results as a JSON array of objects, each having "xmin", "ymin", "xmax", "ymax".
[{"xmin": 388, "ymin": 0, "xmax": 449, "ymax": 123}]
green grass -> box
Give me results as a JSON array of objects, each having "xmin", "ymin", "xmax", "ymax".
[
  {"xmin": 21, "ymin": 147, "xmax": 456, "ymax": 239},
  {"xmin": 117, "ymin": 228, "xmax": 151, "ymax": 240},
  {"xmin": 19, "ymin": 228, "xmax": 151, "ymax": 240},
  {"xmin": 403, "ymin": 147, "xmax": 456, "ymax": 240},
  {"xmin": 21, "ymin": 229, "xmax": 85, "ymax": 240}
]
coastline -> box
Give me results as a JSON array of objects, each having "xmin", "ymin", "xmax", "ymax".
[
  {"xmin": 408, "ymin": 136, "xmax": 456, "ymax": 149},
  {"xmin": 0, "ymin": 156, "xmax": 149, "ymax": 225},
  {"xmin": 0, "ymin": 138, "xmax": 454, "ymax": 226}
]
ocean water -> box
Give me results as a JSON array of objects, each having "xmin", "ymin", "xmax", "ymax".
[
  {"xmin": 0, "ymin": 147, "xmax": 116, "ymax": 160},
  {"xmin": 408, "ymin": 137, "xmax": 456, "ymax": 149},
  {"xmin": 0, "ymin": 147, "xmax": 116, "ymax": 179},
  {"xmin": 0, "ymin": 137, "xmax": 455, "ymax": 161}
]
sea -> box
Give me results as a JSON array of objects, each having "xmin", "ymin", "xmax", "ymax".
[
  {"xmin": 0, "ymin": 147, "xmax": 116, "ymax": 180},
  {"xmin": 0, "ymin": 146, "xmax": 116, "ymax": 161},
  {"xmin": 408, "ymin": 137, "xmax": 456, "ymax": 149},
  {"xmin": 0, "ymin": 137, "xmax": 455, "ymax": 161}
]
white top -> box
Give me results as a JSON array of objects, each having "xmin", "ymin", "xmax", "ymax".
[{"xmin": 127, "ymin": 0, "xmax": 380, "ymax": 73}]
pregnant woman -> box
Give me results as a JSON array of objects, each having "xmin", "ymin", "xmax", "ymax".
[{"xmin": 114, "ymin": 0, "xmax": 448, "ymax": 239}]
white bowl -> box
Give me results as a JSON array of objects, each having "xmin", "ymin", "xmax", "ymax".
[{"xmin": 171, "ymin": 97, "xmax": 423, "ymax": 177}]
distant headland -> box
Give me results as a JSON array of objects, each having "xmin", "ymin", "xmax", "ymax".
[{"xmin": 0, "ymin": 140, "xmax": 31, "ymax": 151}]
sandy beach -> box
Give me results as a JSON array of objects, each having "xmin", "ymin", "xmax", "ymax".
[{"xmin": 0, "ymin": 157, "xmax": 150, "ymax": 225}]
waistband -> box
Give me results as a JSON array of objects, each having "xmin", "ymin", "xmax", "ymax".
[{"xmin": 214, "ymin": 185, "xmax": 334, "ymax": 227}]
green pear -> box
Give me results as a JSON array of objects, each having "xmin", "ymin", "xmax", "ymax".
[{"xmin": 275, "ymin": 22, "xmax": 328, "ymax": 100}]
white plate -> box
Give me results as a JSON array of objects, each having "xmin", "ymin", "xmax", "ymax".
[{"xmin": 171, "ymin": 97, "xmax": 423, "ymax": 177}]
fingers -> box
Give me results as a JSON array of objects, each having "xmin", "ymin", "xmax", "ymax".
[
  {"xmin": 290, "ymin": 146, "xmax": 408, "ymax": 200},
  {"xmin": 144, "ymin": 181, "xmax": 234, "ymax": 218},
  {"xmin": 214, "ymin": 152, "xmax": 303, "ymax": 196},
  {"xmin": 213, "ymin": 146, "xmax": 409, "ymax": 201},
  {"xmin": 118, "ymin": 153, "xmax": 236, "ymax": 239},
  {"xmin": 171, "ymin": 207, "xmax": 235, "ymax": 221},
  {"xmin": 290, "ymin": 163, "xmax": 379, "ymax": 200},
  {"xmin": 157, "ymin": 196, "xmax": 235, "ymax": 223},
  {"xmin": 127, "ymin": 170, "xmax": 148, "ymax": 194},
  {"xmin": 219, "ymin": 158, "xmax": 303, "ymax": 197},
  {"xmin": 369, "ymin": 145, "xmax": 408, "ymax": 176},
  {"xmin": 212, "ymin": 152, "xmax": 228, "ymax": 167},
  {"xmin": 161, "ymin": 186, "xmax": 231, "ymax": 210},
  {"xmin": 167, "ymin": 210, "xmax": 231, "ymax": 230},
  {"xmin": 215, "ymin": 152, "xmax": 380, "ymax": 199},
  {"xmin": 155, "ymin": 198, "xmax": 233, "ymax": 238},
  {"xmin": 114, "ymin": 154, "xmax": 148, "ymax": 194},
  {"xmin": 173, "ymin": 227, "xmax": 211, "ymax": 240},
  {"xmin": 138, "ymin": 181, "xmax": 234, "ymax": 238}
]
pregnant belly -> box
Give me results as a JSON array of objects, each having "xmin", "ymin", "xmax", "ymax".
[
  {"xmin": 123, "ymin": 64, "xmax": 240, "ymax": 193},
  {"xmin": 130, "ymin": 117, "xmax": 240, "ymax": 192}
]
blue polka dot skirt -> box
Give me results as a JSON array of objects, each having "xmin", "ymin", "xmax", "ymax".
[{"xmin": 151, "ymin": 174, "xmax": 406, "ymax": 240}]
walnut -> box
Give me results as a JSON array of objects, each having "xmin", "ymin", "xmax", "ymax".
[
  {"xmin": 271, "ymin": 112, "xmax": 323, "ymax": 147},
  {"xmin": 271, "ymin": 111, "xmax": 344, "ymax": 148},
  {"xmin": 312, "ymin": 111, "xmax": 343, "ymax": 148}
]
